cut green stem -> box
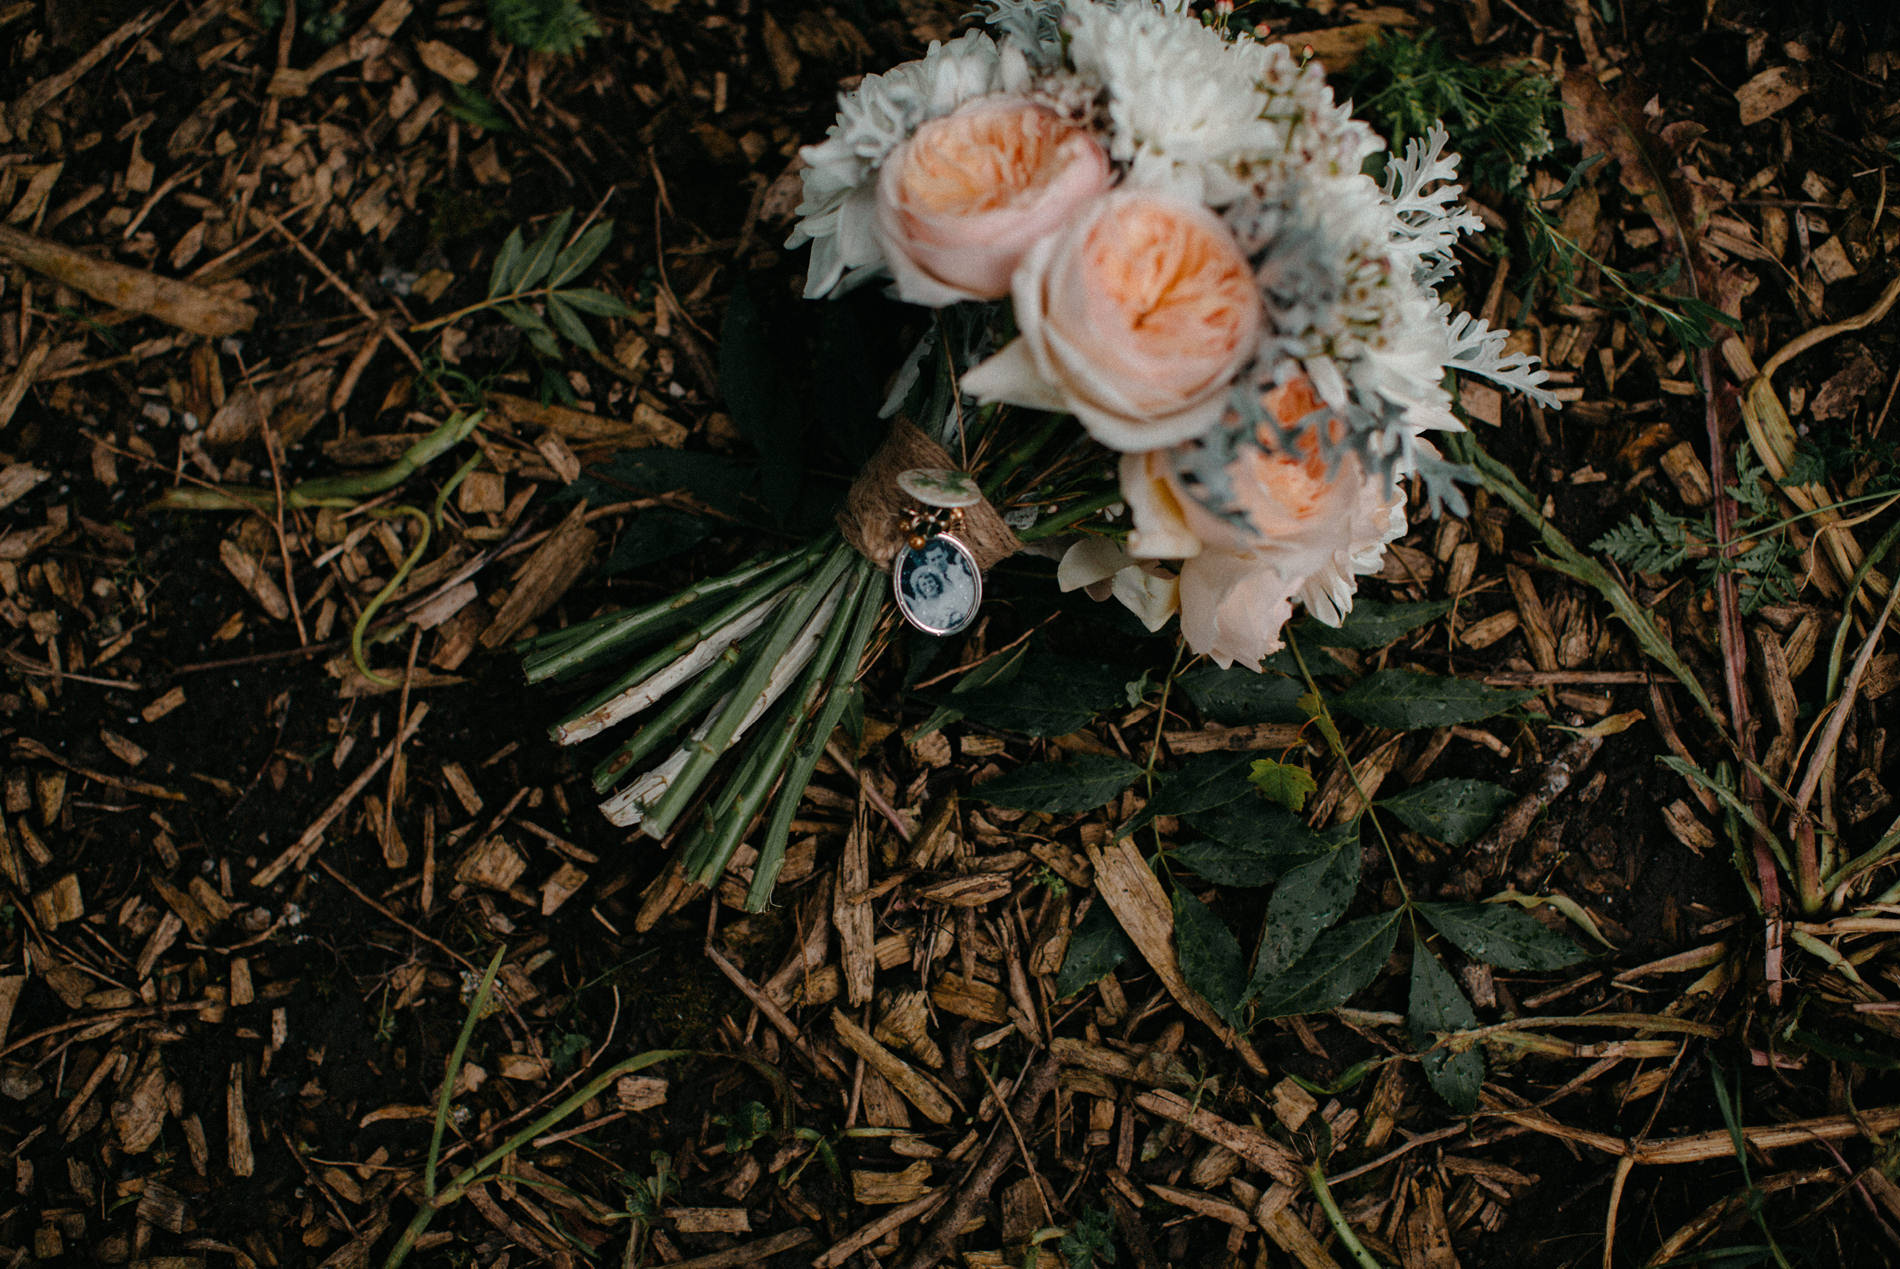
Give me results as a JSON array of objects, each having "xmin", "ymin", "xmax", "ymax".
[{"xmin": 746, "ymin": 562, "xmax": 885, "ymax": 910}]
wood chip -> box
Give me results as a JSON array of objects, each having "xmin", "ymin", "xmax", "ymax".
[
  {"xmin": 1735, "ymin": 65, "xmax": 1807, "ymax": 126},
  {"xmin": 832, "ymin": 1008, "xmax": 957, "ymax": 1125},
  {"xmin": 1135, "ymin": 1090, "xmax": 1303, "ymax": 1186},
  {"xmin": 1087, "ymin": 839, "xmax": 1268, "ymax": 1075},
  {"xmin": 478, "ymin": 501, "xmax": 597, "ymax": 648},
  {"xmin": 0, "ymin": 222, "xmax": 255, "ymax": 335}
]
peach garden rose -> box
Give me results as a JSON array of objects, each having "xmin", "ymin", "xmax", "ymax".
[
  {"xmin": 1120, "ymin": 375, "xmax": 1409, "ymax": 667},
  {"xmin": 959, "ymin": 189, "xmax": 1262, "ymax": 452},
  {"xmin": 874, "ymin": 98, "xmax": 1114, "ymax": 307}
]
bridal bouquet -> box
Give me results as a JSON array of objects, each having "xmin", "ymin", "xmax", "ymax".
[{"xmin": 524, "ymin": 0, "xmax": 1555, "ymax": 902}]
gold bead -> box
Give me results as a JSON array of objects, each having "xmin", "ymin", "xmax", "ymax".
[{"xmin": 908, "ymin": 534, "xmax": 929, "ymax": 550}]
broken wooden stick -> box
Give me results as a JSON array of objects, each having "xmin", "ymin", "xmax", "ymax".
[{"xmin": 0, "ymin": 224, "xmax": 256, "ymax": 337}]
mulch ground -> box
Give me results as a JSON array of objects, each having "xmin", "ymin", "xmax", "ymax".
[{"xmin": 2, "ymin": 1, "xmax": 1899, "ymax": 1267}]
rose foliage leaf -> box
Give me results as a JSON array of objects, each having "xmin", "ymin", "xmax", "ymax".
[
  {"xmin": 1416, "ymin": 901, "xmax": 1588, "ymax": 971},
  {"xmin": 973, "ymin": 754, "xmax": 1143, "ymax": 815},
  {"xmin": 1409, "ymin": 944, "xmax": 1485, "ymax": 1113},
  {"xmin": 1377, "ymin": 778, "xmax": 1515, "ymax": 845},
  {"xmin": 1330, "ymin": 670, "xmax": 1535, "ymax": 730}
]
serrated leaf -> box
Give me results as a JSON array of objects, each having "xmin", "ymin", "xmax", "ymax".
[
  {"xmin": 1185, "ymin": 800, "xmax": 1335, "ymax": 854},
  {"xmin": 1249, "ymin": 759, "xmax": 1316, "ymax": 813},
  {"xmin": 557, "ymin": 286, "xmax": 635, "ymax": 317},
  {"xmin": 488, "ymin": 227, "xmax": 526, "ymax": 300},
  {"xmin": 1378, "ymin": 778, "xmax": 1514, "ymax": 846},
  {"xmin": 516, "ymin": 208, "xmax": 574, "ymax": 292},
  {"xmin": 1409, "ymin": 945, "xmax": 1484, "ymax": 1113},
  {"xmin": 1178, "ymin": 667, "xmax": 1306, "ymax": 724},
  {"xmin": 1252, "ymin": 832, "xmax": 1361, "ymax": 982},
  {"xmin": 545, "ymin": 294, "xmax": 598, "ymax": 352},
  {"xmin": 949, "ymin": 656, "xmax": 1129, "ymax": 737},
  {"xmin": 972, "ymin": 755, "xmax": 1142, "ymax": 815},
  {"xmin": 1304, "ymin": 599, "xmax": 1452, "ymax": 650},
  {"xmin": 1171, "ymin": 834, "xmax": 1323, "ymax": 887},
  {"xmin": 1149, "ymin": 752, "xmax": 1256, "ymax": 816},
  {"xmin": 1173, "ymin": 889, "xmax": 1246, "ymax": 1025},
  {"xmin": 1251, "ymin": 910, "xmax": 1400, "ymax": 1019},
  {"xmin": 551, "ymin": 219, "xmax": 613, "ymax": 287},
  {"xmin": 1331, "ymin": 670, "xmax": 1535, "ymax": 731},
  {"xmin": 1054, "ymin": 901, "xmax": 1134, "ymax": 998},
  {"xmin": 1416, "ymin": 902, "xmax": 1587, "ymax": 971}
]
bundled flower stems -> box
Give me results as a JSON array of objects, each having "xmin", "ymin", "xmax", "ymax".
[{"xmin": 527, "ymin": 0, "xmax": 1556, "ymax": 902}]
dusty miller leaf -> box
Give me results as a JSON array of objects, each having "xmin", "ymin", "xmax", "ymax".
[
  {"xmin": 1377, "ymin": 778, "xmax": 1514, "ymax": 845},
  {"xmin": 1409, "ymin": 945, "xmax": 1484, "ymax": 1113},
  {"xmin": 1416, "ymin": 901, "xmax": 1587, "ymax": 970}
]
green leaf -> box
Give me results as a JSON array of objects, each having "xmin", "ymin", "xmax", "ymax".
[
  {"xmin": 1330, "ymin": 670, "xmax": 1535, "ymax": 731},
  {"xmin": 516, "ymin": 208, "xmax": 574, "ymax": 292},
  {"xmin": 488, "ymin": 226, "xmax": 526, "ymax": 300},
  {"xmin": 551, "ymin": 219, "xmax": 613, "ymax": 287},
  {"xmin": 1303, "ymin": 599, "xmax": 1451, "ymax": 650},
  {"xmin": 1296, "ymin": 688, "xmax": 1344, "ymax": 756},
  {"xmin": 526, "ymin": 326, "xmax": 561, "ymax": 359},
  {"xmin": 1173, "ymin": 889, "xmax": 1246, "ymax": 1025},
  {"xmin": 1149, "ymin": 752, "xmax": 1256, "ymax": 816},
  {"xmin": 1251, "ymin": 910, "xmax": 1400, "ymax": 1019},
  {"xmin": 1252, "ymin": 831, "xmax": 1360, "ymax": 982},
  {"xmin": 1415, "ymin": 902, "xmax": 1587, "ymax": 971},
  {"xmin": 1178, "ymin": 667, "xmax": 1306, "ymax": 724},
  {"xmin": 544, "ymin": 293, "xmax": 598, "ymax": 352},
  {"xmin": 1054, "ymin": 901, "xmax": 1135, "ymax": 998},
  {"xmin": 972, "ymin": 755, "xmax": 1142, "ymax": 816},
  {"xmin": 1248, "ymin": 759, "xmax": 1317, "ymax": 813},
  {"xmin": 1172, "ymin": 803, "xmax": 1335, "ymax": 886},
  {"xmin": 565, "ymin": 449, "xmax": 758, "ymax": 517},
  {"xmin": 1377, "ymin": 778, "xmax": 1514, "ymax": 846},
  {"xmin": 1409, "ymin": 945, "xmax": 1484, "ymax": 1113},
  {"xmin": 601, "ymin": 508, "xmax": 712, "ymax": 575},
  {"xmin": 950, "ymin": 656, "xmax": 1129, "ymax": 737},
  {"xmin": 556, "ymin": 285, "xmax": 635, "ymax": 317},
  {"xmin": 496, "ymin": 302, "xmax": 552, "ymax": 336},
  {"xmin": 1171, "ymin": 836, "xmax": 1319, "ymax": 888}
]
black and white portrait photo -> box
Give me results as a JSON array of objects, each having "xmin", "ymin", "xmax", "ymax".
[{"xmin": 895, "ymin": 536, "xmax": 980, "ymax": 635}]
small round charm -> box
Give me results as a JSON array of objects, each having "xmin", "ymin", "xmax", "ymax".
[
  {"xmin": 893, "ymin": 533, "xmax": 982, "ymax": 637},
  {"xmin": 896, "ymin": 468, "xmax": 983, "ymax": 509}
]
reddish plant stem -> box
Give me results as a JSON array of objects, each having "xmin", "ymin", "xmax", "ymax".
[{"xmin": 1703, "ymin": 364, "xmax": 1788, "ymax": 998}]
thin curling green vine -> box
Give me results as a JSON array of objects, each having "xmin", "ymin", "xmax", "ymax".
[{"xmin": 351, "ymin": 506, "xmax": 432, "ymax": 687}]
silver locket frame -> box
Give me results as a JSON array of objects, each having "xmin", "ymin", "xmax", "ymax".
[{"xmin": 892, "ymin": 532, "xmax": 982, "ymax": 637}]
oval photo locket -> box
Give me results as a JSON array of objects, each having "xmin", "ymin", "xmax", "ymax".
[{"xmin": 893, "ymin": 533, "xmax": 981, "ymax": 637}]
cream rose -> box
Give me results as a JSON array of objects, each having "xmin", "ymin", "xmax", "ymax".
[
  {"xmin": 959, "ymin": 189, "xmax": 1262, "ymax": 451},
  {"xmin": 874, "ymin": 98, "xmax": 1114, "ymax": 307},
  {"xmin": 1120, "ymin": 374, "xmax": 1409, "ymax": 666}
]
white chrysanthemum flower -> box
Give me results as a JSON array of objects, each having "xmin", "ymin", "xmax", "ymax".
[
  {"xmin": 788, "ymin": 32, "xmax": 1030, "ymax": 298},
  {"xmin": 1064, "ymin": 0, "xmax": 1288, "ymax": 203}
]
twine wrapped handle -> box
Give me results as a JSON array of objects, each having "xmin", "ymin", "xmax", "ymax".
[{"xmin": 837, "ymin": 419, "xmax": 1022, "ymax": 572}]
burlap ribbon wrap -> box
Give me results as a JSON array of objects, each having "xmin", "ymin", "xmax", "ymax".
[{"xmin": 836, "ymin": 419, "xmax": 1022, "ymax": 572}]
